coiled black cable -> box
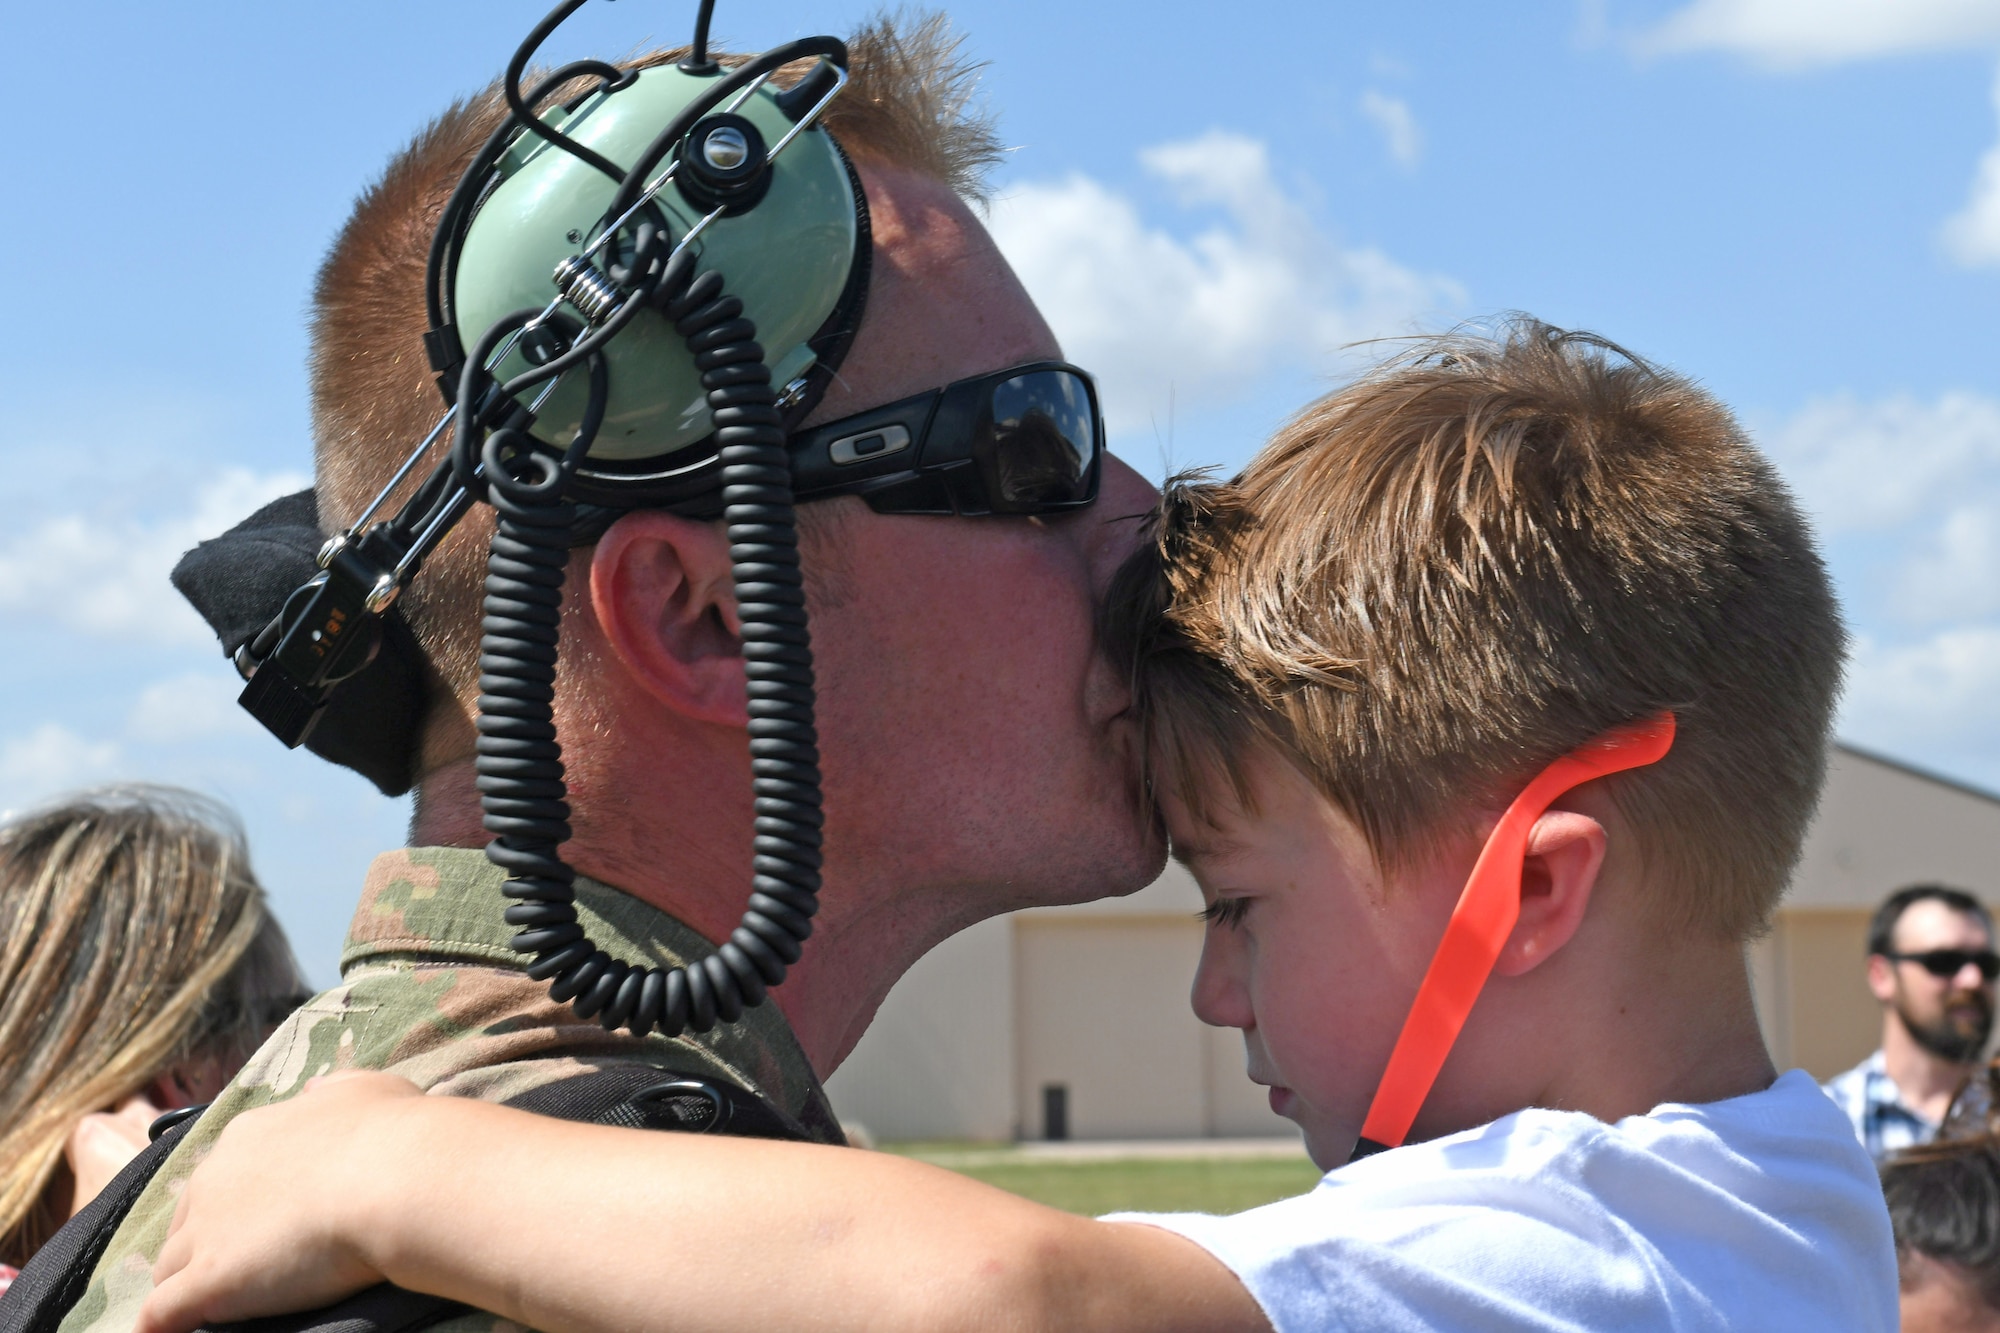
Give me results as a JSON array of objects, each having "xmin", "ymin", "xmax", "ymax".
[{"xmin": 477, "ymin": 260, "xmax": 823, "ymax": 1038}]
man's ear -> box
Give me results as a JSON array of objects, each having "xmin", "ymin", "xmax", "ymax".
[
  {"xmin": 590, "ymin": 510, "xmax": 747, "ymax": 727},
  {"xmin": 1492, "ymin": 810, "xmax": 1607, "ymax": 978},
  {"xmin": 1866, "ymin": 954, "xmax": 1899, "ymax": 1003}
]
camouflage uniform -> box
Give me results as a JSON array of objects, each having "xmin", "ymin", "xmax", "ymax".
[{"xmin": 59, "ymin": 847, "xmax": 843, "ymax": 1333}]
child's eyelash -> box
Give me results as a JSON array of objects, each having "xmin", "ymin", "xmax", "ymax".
[{"xmin": 1201, "ymin": 897, "xmax": 1251, "ymax": 928}]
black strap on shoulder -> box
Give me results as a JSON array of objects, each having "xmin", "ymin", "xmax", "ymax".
[
  {"xmin": 0, "ymin": 1064, "xmax": 811, "ymax": 1333},
  {"xmin": 0, "ymin": 1113, "xmax": 205, "ymax": 1333},
  {"xmin": 505, "ymin": 1061, "xmax": 814, "ymax": 1141}
]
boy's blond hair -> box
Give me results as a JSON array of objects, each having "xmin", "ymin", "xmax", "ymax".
[{"xmin": 1119, "ymin": 318, "xmax": 1845, "ymax": 940}]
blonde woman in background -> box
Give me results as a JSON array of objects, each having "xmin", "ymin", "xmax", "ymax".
[{"xmin": 0, "ymin": 787, "xmax": 308, "ymax": 1290}]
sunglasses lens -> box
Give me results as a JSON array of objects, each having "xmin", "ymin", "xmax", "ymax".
[
  {"xmin": 984, "ymin": 370, "xmax": 1099, "ymax": 510},
  {"xmin": 1913, "ymin": 950, "xmax": 2000, "ymax": 979}
]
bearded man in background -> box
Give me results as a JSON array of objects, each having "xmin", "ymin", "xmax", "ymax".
[{"xmin": 1826, "ymin": 885, "xmax": 1999, "ymax": 1161}]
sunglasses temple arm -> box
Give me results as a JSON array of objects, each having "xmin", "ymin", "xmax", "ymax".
[{"xmin": 1353, "ymin": 713, "xmax": 1677, "ymax": 1160}]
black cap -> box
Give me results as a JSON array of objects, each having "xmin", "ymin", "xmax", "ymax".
[{"xmin": 171, "ymin": 489, "xmax": 425, "ymax": 797}]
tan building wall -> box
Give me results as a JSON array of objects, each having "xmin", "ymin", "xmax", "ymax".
[
  {"xmin": 1749, "ymin": 913, "xmax": 1876, "ymax": 1080},
  {"xmin": 827, "ymin": 864, "xmax": 1299, "ymax": 1142},
  {"xmin": 828, "ymin": 744, "xmax": 2000, "ymax": 1141},
  {"xmin": 824, "ymin": 913, "xmax": 1018, "ymax": 1142},
  {"xmin": 1011, "ymin": 913, "xmax": 1287, "ymax": 1140}
]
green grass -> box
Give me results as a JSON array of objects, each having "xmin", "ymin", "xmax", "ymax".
[{"xmin": 887, "ymin": 1148, "xmax": 1324, "ymax": 1216}]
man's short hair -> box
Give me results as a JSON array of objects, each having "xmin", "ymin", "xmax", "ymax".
[
  {"xmin": 1869, "ymin": 885, "xmax": 1995, "ymax": 958},
  {"xmin": 1882, "ymin": 1136, "xmax": 2000, "ymax": 1312},
  {"xmin": 1113, "ymin": 317, "xmax": 1846, "ymax": 941},
  {"xmin": 309, "ymin": 13, "xmax": 1000, "ymax": 773}
]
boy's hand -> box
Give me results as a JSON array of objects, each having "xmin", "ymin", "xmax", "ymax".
[{"xmin": 137, "ymin": 1071, "xmax": 425, "ymax": 1333}]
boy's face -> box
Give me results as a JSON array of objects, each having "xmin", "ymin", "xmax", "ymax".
[{"xmin": 1168, "ymin": 748, "xmax": 1467, "ymax": 1169}]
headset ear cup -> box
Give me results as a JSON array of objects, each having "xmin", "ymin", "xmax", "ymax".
[
  {"xmin": 563, "ymin": 143, "xmax": 868, "ymax": 512},
  {"xmin": 451, "ymin": 43, "xmax": 862, "ymax": 475},
  {"xmin": 783, "ymin": 135, "xmax": 873, "ymax": 433}
]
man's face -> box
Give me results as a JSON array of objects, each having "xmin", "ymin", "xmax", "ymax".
[
  {"xmin": 1171, "ymin": 749, "xmax": 1460, "ymax": 1169},
  {"xmin": 1873, "ymin": 899, "xmax": 1997, "ymax": 1064},
  {"xmin": 796, "ymin": 162, "xmax": 1162, "ymax": 931}
]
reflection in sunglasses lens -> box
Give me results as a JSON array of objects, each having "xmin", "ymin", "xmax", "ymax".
[{"xmin": 991, "ymin": 372, "xmax": 1095, "ymax": 506}]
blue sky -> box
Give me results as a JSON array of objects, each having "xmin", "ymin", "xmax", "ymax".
[{"xmin": 4, "ymin": 0, "xmax": 2000, "ymax": 981}]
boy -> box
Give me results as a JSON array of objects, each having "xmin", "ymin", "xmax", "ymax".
[{"xmin": 137, "ymin": 319, "xmax": 1896, "ymax": 1333}]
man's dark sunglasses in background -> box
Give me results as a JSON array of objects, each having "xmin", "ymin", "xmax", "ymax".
[
  {"xmin": 1884, "ymin": 949, "xmax": 2000, "ymax": 981},
  {"xmin": 790, "ymin": 361, "xmax": 1102, "ymax": 517}
]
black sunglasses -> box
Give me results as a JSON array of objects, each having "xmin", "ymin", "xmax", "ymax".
[
  {"xmin": 788, "ymin": 360, "xmax": 1103, "ymax": 516},
  {"xmin": 1885, "ymin": 949, "xmax": 2000, "ymax": 981}
]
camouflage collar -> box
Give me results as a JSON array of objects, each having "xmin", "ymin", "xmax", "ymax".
[
  {"xmin": 342, "ymin": 846, "xmax": 734, "ymax": 974},
  {"xmin": 341, "ymin": 846, "xmax": 835, "ymax": 1133}
]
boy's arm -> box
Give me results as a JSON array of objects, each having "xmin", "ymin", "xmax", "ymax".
[{"xmin": 139, "ymin": 1073, "xmax": 1268, "ymax": 1333}]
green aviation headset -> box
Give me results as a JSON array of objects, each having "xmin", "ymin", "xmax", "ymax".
[{"xmin": 221, "ymin": 0, "xmax": 1107, "ymax": 1041}]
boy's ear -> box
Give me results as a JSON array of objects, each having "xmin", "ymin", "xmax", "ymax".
[
  {"xmin": 1493, "ymin": 810, "xmax": 1607, "ymax": 978},
  {"xmin": 590, "ymin": 510, "xmax": 748, "ymax": 727}
]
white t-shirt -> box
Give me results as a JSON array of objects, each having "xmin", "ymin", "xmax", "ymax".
[{"xmin": 1107, "ymin": 1070, "xmax": 1896, "ymax": 1333}]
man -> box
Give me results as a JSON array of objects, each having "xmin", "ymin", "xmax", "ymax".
[
  {"xmin": 53, "ymin": 18, "xmax": 1158, "ymax": 1333},
  {"xmin": 1825, "ymin": 885, "xmax": 1999, "ymax": 1160}
]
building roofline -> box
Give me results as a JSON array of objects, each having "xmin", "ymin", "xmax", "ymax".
[{"xmin": 1836, "ymin": 741, "xmax": 2000, "ymax": 809}]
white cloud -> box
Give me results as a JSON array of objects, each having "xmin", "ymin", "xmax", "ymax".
[
  {"xmin": 1894, "ymin": 500, "xmax": 2000, "ymax": 621},
  {"xmin": 126, "ymin": 669, "xmax": 259, "ymax": 744},
  {"xmin": 1640, "ymin": 4, "xmax": 2000, "ymax": 273},
  {"xmin": 1359, "ymin": 91, "xmax": 1424, "ymax": 169},
  {"xmin": 1761, "ymin": 389, "xmax": 2000, "ymax": 634},
  {"xmin": 1843, "ymin": 627, "xmax": 2000, "ymax": 746},
  {"xmin": 0, "ymin": 723, "xmax": 122, "ymax": 812},
  {"xmin": 0, "ymin": 466, "xmax": 307, "ymax": 646},
  {"xmin": 1640, "ymin": 0, "xmax": 2000, "ymax": 68},
  {"xmin": 1759, "ymin": 390, "xmax": 2000, "ymax": 534},
  {"xmin": 1892, "ymin": 504, "xmax": 2000, "ymax": 629},
  {"xmin": 1754, "ymin": 389, "xmax": 2000, "ymax": 773},
  {"xmin": 1945, "ymin": 67, "xmax": 2000, "ymax": 265},
  {"xmin": 987, "ymin": 130, "xmax": 1461, "ymax": 438}
]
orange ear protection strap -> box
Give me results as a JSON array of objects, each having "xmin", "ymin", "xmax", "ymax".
[{"xmin": 1352, "ymin": 712, "xmax": 1677, "ymax": 1159}]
